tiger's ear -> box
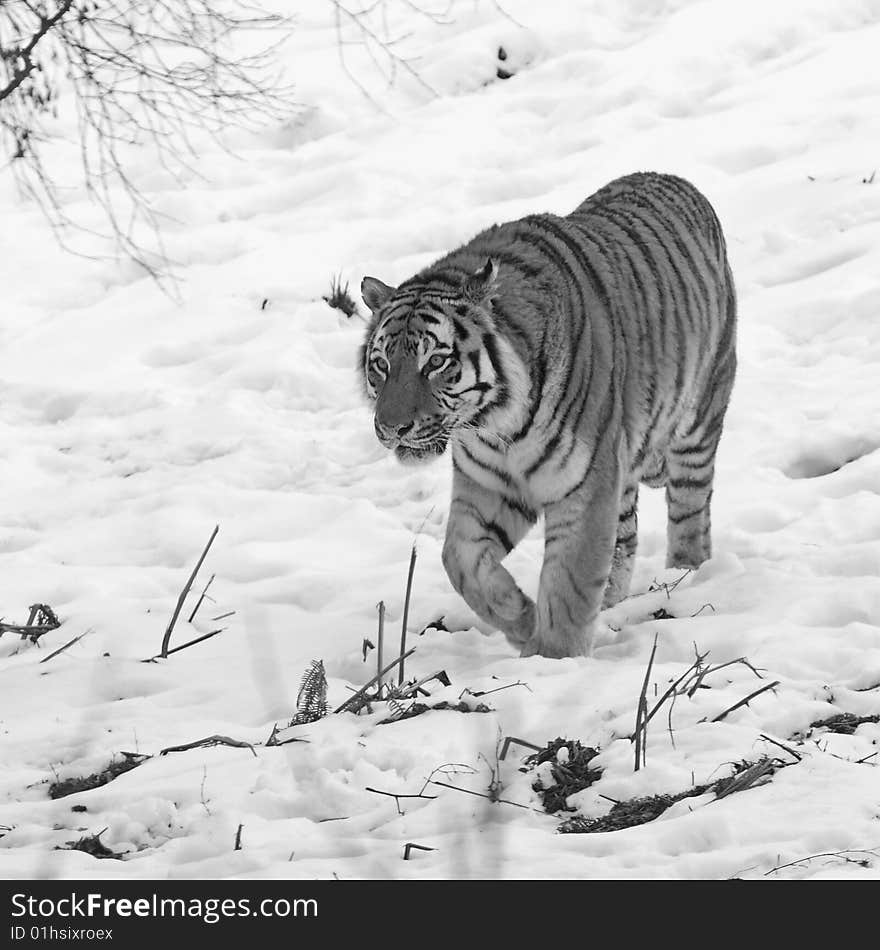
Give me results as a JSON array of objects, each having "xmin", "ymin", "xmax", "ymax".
[
  {"xmin": 462, "ymin": 257, "xmax": 499, "ymax": 303},
  {"xmin": 361, "ymin": 276, "xmax": 396, "ymax": 313}
]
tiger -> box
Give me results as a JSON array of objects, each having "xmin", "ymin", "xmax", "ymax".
[{"xmin": 358, "ymin": 171, "xmax": 736, "ymax": 659}]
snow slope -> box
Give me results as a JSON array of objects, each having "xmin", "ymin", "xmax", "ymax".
[{"xmin": 1, "ymin": 0, "xmax": 880, "ymax": 880}]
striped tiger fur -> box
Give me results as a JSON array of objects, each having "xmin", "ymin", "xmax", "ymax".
[{"xmin": 359, "ymin": 172, "xmax": 736, "ymax": 658}]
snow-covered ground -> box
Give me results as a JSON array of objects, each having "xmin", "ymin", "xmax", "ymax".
[{"xmin": 2, "ymin": 0, "xmax": 880, "ymax": 880}]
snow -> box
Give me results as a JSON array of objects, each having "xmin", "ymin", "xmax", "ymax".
[{"xmin": 1, "ymin": 0, "xmax": 880, "ymax": 880}]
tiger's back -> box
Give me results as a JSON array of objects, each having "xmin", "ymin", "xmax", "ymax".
[{"xmin": 360, "ymin": 172, "xmax": 736, "ymax": 658}]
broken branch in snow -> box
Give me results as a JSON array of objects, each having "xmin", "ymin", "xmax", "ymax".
[
  {"xmin": 333, "ymin": 646, "xmax": 416, "ymax": 714},
  {"xmin": 159, "ymin": 735, "xmax": 257, "ymax": 757},
  {"xmin": 499, "ymin": 736, "xmax": 543, "ymax": 760},
  {"xmin": 403, "ymin": 842, "xmax": 435, "ymax": 860},
  {"xmin": 0, "ymin": 603, "xmax": 61, "ymax": 642}
]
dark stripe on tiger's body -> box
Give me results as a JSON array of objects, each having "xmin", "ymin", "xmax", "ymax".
[{"xmin": 359, "ymin": 171, "xmax": 736, "ymax": 658}]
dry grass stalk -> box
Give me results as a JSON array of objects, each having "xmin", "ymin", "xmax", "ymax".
[
  {"xmin": 633, "ymin": 633, "xmax": 659, "ymax": 771},
  {"xmin": 234, "ymin": 824, "xmax": 243, "ymax": 851},
  {"xmin": 322, "ymin": 274, "xmax": 359, "ymax": 318},
  {"xmin": 648, "ymin": 569, "xmax": 692, "ymax": 599},
  {"xmin": 160, "ymin": 524, "xmax": 219, "ymax": 658},
  {"xmin": 187, "ymin": 574, "xmax": 215, "ymax": 623},
  {"xmin": 713, "ymin": 757, "xmax": 780, "ymax": 800},
  {"xmin": 376, "ymin": 600, "xmax": 386, "ymax": 697},
  {"xmin": 145, "ymin": 627, "xmax": 225, "ymax": 662},
  {"xmin": 398, "ymin": 545, "xmax": 417, "ymax": 686}
]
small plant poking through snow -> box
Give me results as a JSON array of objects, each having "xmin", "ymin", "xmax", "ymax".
[
  {"xmin": 293, "ymin": 660, "xmax": 329, "ymax": 725},
  {"xmin": 323, "ymin": 274, "xmax": 359, "ymax": 318}
]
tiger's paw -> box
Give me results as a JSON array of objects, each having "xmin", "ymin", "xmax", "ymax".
[
  {"xmin": 519, "ymin": 628, "xmax": 592, "ymax": 659},
  {"xmin": 498, "ymin": 601, "xmax": 536, "ymax": 648}
]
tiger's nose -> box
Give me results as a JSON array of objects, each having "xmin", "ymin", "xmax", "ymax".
[{"xmin": 375, "ymin": 419, "xmax": 414, "ymax": 444}]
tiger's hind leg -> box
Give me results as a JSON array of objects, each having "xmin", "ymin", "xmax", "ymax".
[
  {"xmin": 602, "ymin": 481, "xmax": 639, "ymax": 608},
  {"xmin": 442, "ymin": 466, "xmax": 538, "ymax": 648},
  {"xmin": 665, "ymin": 357, "xmax": 735, "ymax": 569}
]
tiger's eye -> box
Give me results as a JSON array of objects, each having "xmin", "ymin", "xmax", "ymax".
[{"xmin": 427, "ymin": 354, "xmax": 447, "ymax": 371}]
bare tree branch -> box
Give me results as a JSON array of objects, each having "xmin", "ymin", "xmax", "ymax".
[{"xmin": 1, "ymin": 1, "xmax": 297, "ymax": 284}]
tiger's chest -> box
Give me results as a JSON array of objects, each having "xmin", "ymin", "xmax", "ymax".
[{"xmin": 452, "ymin": 422, "xmax": 595, "ymax": 508}]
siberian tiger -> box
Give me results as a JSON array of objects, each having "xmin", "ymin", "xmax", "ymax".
[{"xmin": 359, "ymin": 172, "xmax": 736, "ymax": 659}]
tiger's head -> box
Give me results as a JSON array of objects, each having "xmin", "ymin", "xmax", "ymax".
[{"xmin": 359, "ymin": 258, "xmax": 519, "ymax": 465}]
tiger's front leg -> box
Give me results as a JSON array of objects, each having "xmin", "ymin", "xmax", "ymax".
[
  {"xmin": 442, "ymin": 466, "xmax": 538, "ymax": 648},
  {"xmin": 521, "ymin": 442, "xmax": 622, "ymax": 658}
]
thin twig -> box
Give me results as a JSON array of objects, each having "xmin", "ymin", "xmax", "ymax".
[
  {"xmin": 463, "ymin": 680, "xmax": 532, "ymax": 699},
  {"xmin": 710, "ymin": 681, "xmax": 780, "ymax": 723},
  {"xmin": 39, "ymin": 629, "xmax": 92, "ymax": 664},
  {"xmin": 764, "ymin": 848, "xmax": 880, "ymax": 876},
  {"xmin": 161, "ymin": 524, "xmax": 219, "ymax": 658},
  {"xmin": 430, "ymin": 780, "xmax": 530, "ymax": 810}
]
